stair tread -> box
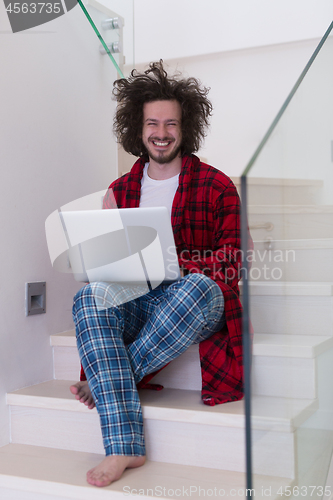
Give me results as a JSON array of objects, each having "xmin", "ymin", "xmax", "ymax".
[
  {"xmin": 231, "ymin": 177, "xmax": 323, "ymax": 187},
  {"xmin": 253, "ymin": 237, "xmax": 333, "ymax": 249},
  {"xmin": 7, "ymin": 380, "xmax": 317, "ymax": 432},
  {"xmin": 243, "ymin": 281, "xmax": 333, "ymax": 296},
  {"xmin": 253, "ymin": 334, "xmax": 333, "ymax": 358},
  {"xmin": 248, "ymin": 204, "xmax": 333, "ymax": 213},
  {"xmin": 51, "ymin": 330, "xmax": 333, "ymax": 358},
  {"xmin": 0, "ymin": 444, "xmax": 291, "ymax": 500},
  {"xmin": 51, "ymin": 329, "xmax": 76, "ymax": 347}
]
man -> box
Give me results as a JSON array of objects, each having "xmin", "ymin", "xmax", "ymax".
[{"xmin": 70, "ymin": 61, "xmax": 244, "ymax": 487}]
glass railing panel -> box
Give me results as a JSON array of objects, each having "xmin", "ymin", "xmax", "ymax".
[
  {"xmin": 242, "ymin": 23, "xmax": 333, "ymax": 499},
  {"xmin": 77, "ymin": 0, "xmax": 135, "ymax": 77},
  {"xmin": 77, "ymin": 0, "xmax": 135, "ymax": 177},
  {"xmin": 102, "ymin": 0, "xmax": 135, "ymax": 70}
]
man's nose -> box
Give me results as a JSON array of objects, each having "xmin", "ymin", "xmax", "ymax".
[{"xmin": 156, "ymin": 123, "xmax": 168, "ymax": 137}]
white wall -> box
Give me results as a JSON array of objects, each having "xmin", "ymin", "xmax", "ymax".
[
  {"xmin": 163, "ymin": 40, "xmax": 323, "ymax": 176},
  {"xmin": 247, "ymin": 35, "xmax": 333, "ymax": 203},
  {"xmin": 0, "ymin": 4, "xmax": 118, "ymax": 447},
  {"xmin": 123, "ymin": 39, "xmax": 323, "ymax": 177},
  {"xmin": 123, "ymin": 0, "xmax": 333, "ymax": 178},
  {"xmin": 133, "ymin": 0, "xmax": 333, "ymax": 64}
]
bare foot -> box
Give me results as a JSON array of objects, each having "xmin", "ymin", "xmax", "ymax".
[
  {"xmin": 70, "ymin": 381, "xmax": 95, "ymax": 409},
  {"xmin": 87, "ymin": 455, "xmax": 146, "ymax": 487}
]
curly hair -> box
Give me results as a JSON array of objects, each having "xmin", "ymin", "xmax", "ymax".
[{"xmin": 112, "ymin": 60, "xmax": 213, "ymax": 157}]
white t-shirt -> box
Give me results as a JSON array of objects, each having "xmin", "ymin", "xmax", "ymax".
[{"xmin": 139, "ymin": 162, "xmax": 179, "ymax": 217}]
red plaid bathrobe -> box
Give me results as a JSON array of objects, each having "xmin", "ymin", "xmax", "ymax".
[{"xmin": 81, "ymin": 154, "xmax": 246, "ymax": 406}]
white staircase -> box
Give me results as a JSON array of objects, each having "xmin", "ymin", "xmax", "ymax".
[{"xmin": 1, "ymin": 177, "xmax": 333, "ymax": 499}]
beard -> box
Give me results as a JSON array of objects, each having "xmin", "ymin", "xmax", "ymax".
[
  {"xmin": 144, "ymin": 138, "xmax": 182, "ymax": 164},
  {"xmin": 148, "ymin": 146, "xmax": 182, "ymax": 164}
]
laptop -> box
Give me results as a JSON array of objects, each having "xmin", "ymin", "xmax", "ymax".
[{"xmin": 59, "ymin": 207, "xmax": 181, "ymax": 289}]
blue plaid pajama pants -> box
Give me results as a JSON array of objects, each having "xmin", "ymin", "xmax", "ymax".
[{"xmin": 72, "ymin": 273, "xmax": 225, "ymax": 457}]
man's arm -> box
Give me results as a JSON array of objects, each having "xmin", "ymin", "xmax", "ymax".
[{"xmin": 178, "ymin": 183, "xmax": 242, "ymax": 292}]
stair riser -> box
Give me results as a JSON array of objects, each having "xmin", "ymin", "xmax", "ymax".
[
  {"xmin": 9, "ymin": 406, "xmax": 295, "ymax": 478},
  {"xmin": 145, "ymin": 419, "xmax": 295, "ymax": 478},
  {"xmin": 248, "ymin": 213, "xmax": 333, "ymax": 241},
  {"xmin": 233, "ymin": 183, "xmax": 322, "ymax": 206},
  {"xmin": 53, "ymin": 347, "xmax": 81, "ymax": 381},
  {"xmin": 53, "ymin": 345, "xmax": 202, "ymax": 390},
  {"xmin": 250, "ymin": 296, "xmax": 333, "ymax": 336},
  {"xmin": 252, "ymin": 357, "xmax": 316, "ymax": 399},
  {"xmin": 0, "ymin": 487, "xmax": 74, "ymax": 500},
  {"xmin": 53, "ymin": 346, "xmax": 317, "ymax": 399},
  {"xmin": 249, "ymin": 247, "xmax": 333, "ymax": 282}
]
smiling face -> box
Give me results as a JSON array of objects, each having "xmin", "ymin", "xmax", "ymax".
[{"xmin": 141, "ymin": 100, "xmax": 182, "ymax": 165}]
